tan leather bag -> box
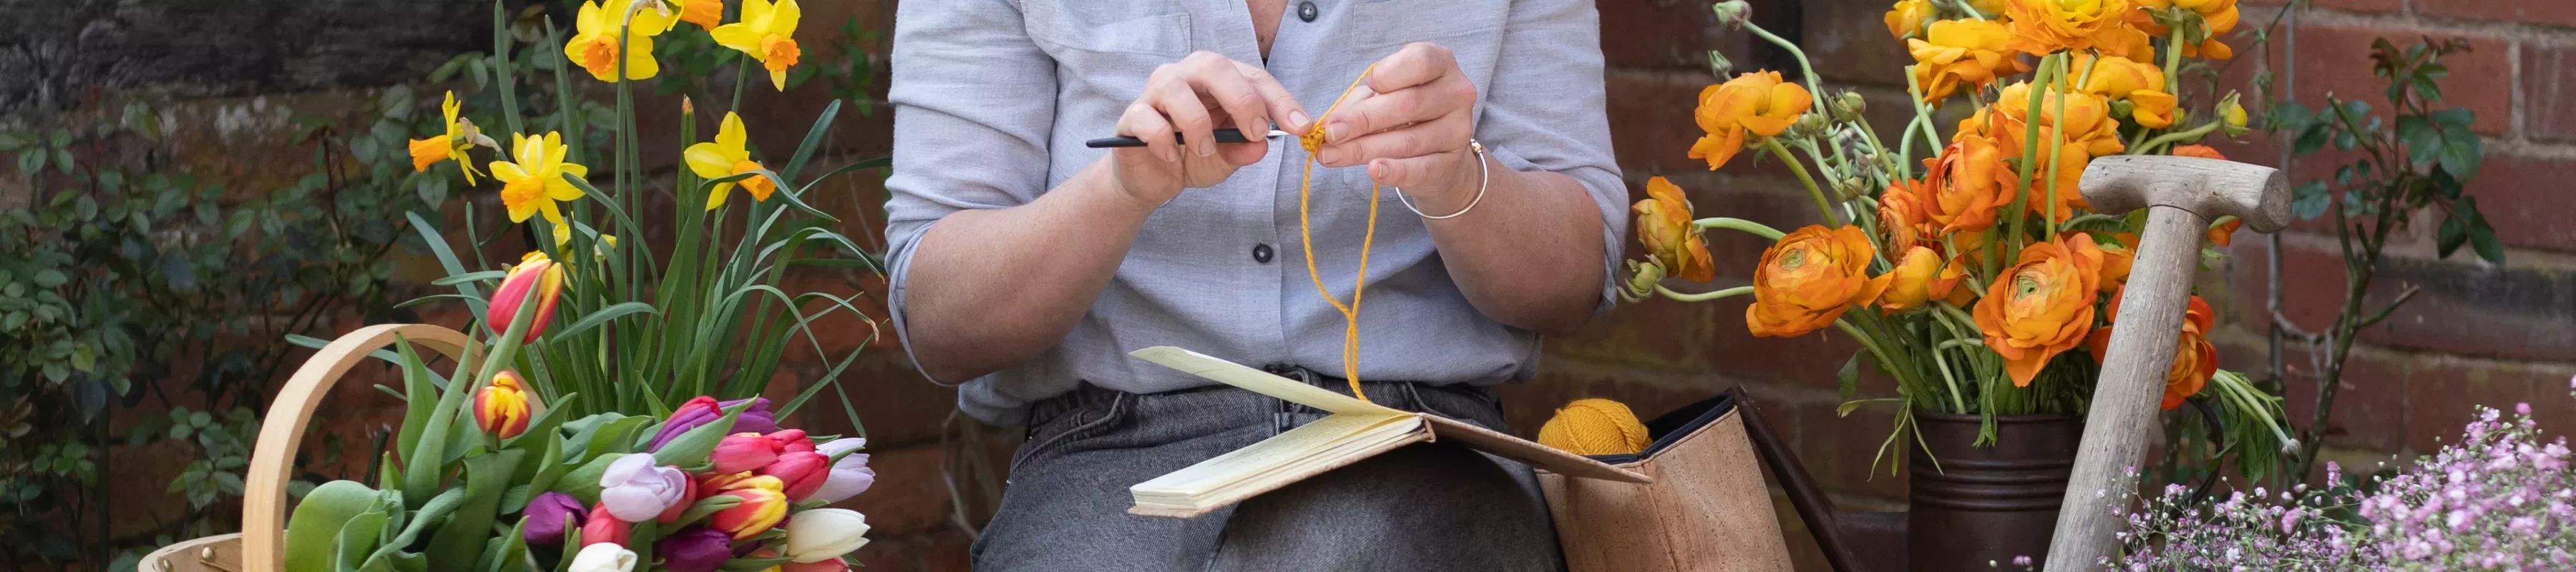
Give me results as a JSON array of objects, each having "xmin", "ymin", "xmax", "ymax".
[{"xmin": 1539, "ymin": 393, "xmax": 1795, "ymax": 572}]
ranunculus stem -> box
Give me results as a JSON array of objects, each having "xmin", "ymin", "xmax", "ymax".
[
  {"xmin": 1740, "ymin": 21, "xmax": 1828, "ymax": 114},
  {"xmin": 2133, "ymin": 120, "xmax": 2225, "ymax": 156},
  {"xmin": 1693, "ymin": 217, "xmax": 1787, "ymax": 240},
  {"xmin": 1655, "ymin": 285, "xmax": 1753, "ymax": 302},
  {"xmin": 1903, "ymin": 69, "xmax": 1945, "ymax": 160},
  {"xmin": 1762, "ymin": 139, "xmax": 1840, "ymax": 227}
]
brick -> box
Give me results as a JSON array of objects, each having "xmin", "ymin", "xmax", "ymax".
[
  {"xmin": 1596, "ymin": 0, "xmax": 1737, "ymax": 69},
  {"xmin": 2530, "ymin": 45, "xmax": 2576, "ymax": 142},
  {"xmin": 2244, "ymin": 24, "xmax": 2514, "ymax": 136},
  {"xmin": 2402, "ymin": 358, "xmax": 2576, "ymax": 453},
  {"xmin": 1799, "ymin": 0, "xmax": 1914, "ymax": 88},
  {"xmin": 2240, "ymin": 0, "xmax": 2403, "ymax": 13},
  {"xmin": 835, "ymin": 443, "xmax": 957, "ymax": 536},
  {"xmin": 2464, "ymin": 152, "xmax": 2576, "ymax": 251},
  {"xmin": 1606, "ymin": 69, "xmax": 1720, "ymax": 174},
  {"xmin": 2227, "ymin": 335, "xmax": 2410, "ymax": 453},
  {"xmin": 2418, "ymin": 0, "xmax": 2576, "ymax": 30},
  {"xmin": 2230, "ymin": 232, "xmax": 2576, "ymax": 363}
]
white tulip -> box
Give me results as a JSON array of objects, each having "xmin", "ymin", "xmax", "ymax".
[
  {"xmin": 567, "ymin": 543, "xmax": 638, "ymax": 572},
  {"xmin": 782, "ymin": 508, "xmax": 871, "ymax": 563}
]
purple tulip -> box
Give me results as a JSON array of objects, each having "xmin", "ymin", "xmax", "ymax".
[
  {"xmin": 658, "ymin": 527, "xmax": 736, "ymax": 572},
  {"xmin": 649, "ymin": 397, "xmax": 779, "ymax": 451},
  {"xmin": 599, "ymin": 454, "xmax": 690, "ymax": 522},
  {"xmin": 522, "ymin": 492, "xmax": 585, "ymax": 546},
  {"xmin": 807, "ymin": 438, "xmax": 877, "ymax": 503}
]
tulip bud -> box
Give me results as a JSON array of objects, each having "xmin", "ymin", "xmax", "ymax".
[
  {"xmin": 580, "ymin": 503, "xmax": 630, "ymax": 547},
  {"xmin": 473, "ymin": 370, "xmax": 533, "ymax": 438},
  {"xmin": 710, "ymin": 487, "xmax": 789, "ymax": 540},
  {"xmin": 765, "ymin": 451, "xmax": 830, "ymax": 501},
  {"xmin": 806, "ymin": 438, "xmax": 877, "ymax": 504},
  {"xmin": 657, "ymin": 527, "xmax": 733, "ymax": 572},
  {"xmin": 567, "ymin": 542, "xmax": 638, "ymax": 572},
  {"xmin": 783, "ymin": 508, "xmax": 872, "ymax": 563},
  {"xmin": 487, "ymin": 250, "xmax": 566, "ymax": 342},
  {"xmin": 711, "ymin": 433, "xmax": 784, "ymax": 475},
  {"xmin": 599, "ymin": 453, "xmax": 690, "ymax": 523},
  {"xmin": 522, "ymin": 491, "xmax": 585, "ymax": 546}
]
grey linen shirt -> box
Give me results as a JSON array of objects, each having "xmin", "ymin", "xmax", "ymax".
[{"xmin": 884, "ymin": 0, "xmax": 1627, "ymax": 425}]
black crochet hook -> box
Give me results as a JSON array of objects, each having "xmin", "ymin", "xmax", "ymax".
[{"xmin": 1084, "ymin": 128, "xmax": 1295, "ymax": 148}]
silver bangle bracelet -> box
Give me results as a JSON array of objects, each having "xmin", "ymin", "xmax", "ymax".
[{"xmin": 1397, "ymin": 139, "xmax": 1488, "ymax": 220}]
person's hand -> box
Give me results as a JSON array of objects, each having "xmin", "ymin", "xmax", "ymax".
[
  {"xmin": 1108, "ymin": 51, "xmax": 1308, "ymax": 207},
  {"xmin": 1312, "ymin": 43, "xmax": 1481, "ymax": 212}
]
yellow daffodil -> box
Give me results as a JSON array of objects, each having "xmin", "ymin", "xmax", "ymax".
[
  {"xmin": 567, "ymin": 0, "xmax": 676, "ymax": 82},
  {"xmin": 490, "ymin": 132, "xmax": 590, "ymax": 230},
  {"xmin": 1908, "ymin": 19, "xmax": 2031, "ymax": 104},
  {"xmin": 680, "ymin": 0, "xmax": 723, "ymax": 30},
  {"xmin": 687, "ymin": 112, "xmax": 777, "ymax": 209},
  {"xmin": 713, "ymin": 0, "xmax": 802, "ymax": 91},
  {"xmin": 407, "ymin": 92, "xmax": 487, "ymax": 184}
]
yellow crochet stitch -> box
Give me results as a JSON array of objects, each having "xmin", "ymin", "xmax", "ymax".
[
  {"xmin": 1536, "ymin": 398, "xmax": 1653, "ymax": 455},
  {"xmin": 1297, "ymin": 62, "xmax": 1382, "ymax": 402}
]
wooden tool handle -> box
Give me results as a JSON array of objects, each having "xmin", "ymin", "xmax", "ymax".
[{"xmin": 243, "ymin": 324, "xmax": 477, "ymax": 572}]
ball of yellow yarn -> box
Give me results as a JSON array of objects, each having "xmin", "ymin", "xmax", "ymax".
[{"xmin": 1537, "ymin": 398, "xmax": 1652, "ymax": 455}]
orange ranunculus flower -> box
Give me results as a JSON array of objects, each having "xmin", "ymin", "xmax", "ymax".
[
  {"xmin": 1923, "ymin": 134, "xmax": 2011, "ymax": 235},
  {"xmin": 1909, "ymin": 19, "xmax": 2032, "ymax": 104},
  {"xmin": 1971, "ymin": 83, "xmax": 2126, "ymax": 220},
  {"xmin": 1946, "ymin": 228, "xmax": 1994, "ymax": 275},
  {"xmin": 2172, "ymin": 144, "xmax": 2226, "ymax": 160},
  {"xmin": 1634, "ymin": 177, "xmax": 1716, "ymax": 282},
  {"xmin": 2207, "ymin": 217, "xmax": 2243, "ymax": 247},
  {"xmin": 1878, "ymin": 179, "xmax": 1940, "ymax": 253},
  {"xmin": 2006, "ymin": 0, "xmax": 2140, "ymax": 56},
  {"xmin": 1879, "ymin": 246, "xmax": 1966, "ymax": 313},
  {"xmin": 1748, "ymin": 225, "xmax": 1891, "ymax": 337},
  {"xmin": 2094, "ymin": 232, "xmax": 2140, "ymax": 294},
  {"xmin": 1974, "ymin": 232, "xmax": 2107, "ymax": 385},
  {"xmin": 2073, "ymin": 54, "xmax": 2178, "ymax": 129},
  {"xmin": 1691, "ymin": 71, "xmax": 1813, "ymax": 171},
  {"xmin": 2134, "ymin": 0, "xmax": 2240, "ymax": 60},
  {"xmin": 2087, "ymin": 292, "xmax": 2218, "ymax": 409},
  {"xmin": 1885, "ymin": 0, "xmax": 1936, "ymax": 39}
]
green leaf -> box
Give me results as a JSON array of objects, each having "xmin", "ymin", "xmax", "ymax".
[
  {"xmin": 549, "ymin": 302, "xmax": 659, "ymax": 340},
  {"xmin": 2429, "ymin": 107, "xmax": 2475, "ymax": 128},
  {"xmin": 427, "ymin": 450, "xmax": 523, "ymax": 569},
  {"xmin": 2292, "ymin": 124, "xmax": 2330, "ymax": 157},
  {"xmin": 2397, "ymin": 115, "xmax": 2439, "ymax": 167},
  {"xmin": 15, "ymin": 149, "xmax": 42, "ymax": 174},
  {"xmin": 31, "ymin": 270, "xmax": 67, "ymax": 288},
  {"xmin": 551, "ymin": 452, "xmax": 623, "ymax": 506},
  {"xmin": 284, "ymin": 480, "xmax": 384, "ymax": 572},
  {"xmin": 433, "ymin": 271, "xmax": 510, "ymax": 285},
  {"xmin": 407, "ymin": 212, "xmax": 487, "ymax": 317},
  {"xmin": 394, "ymin": 335, "xmax": 443, "ymax": 468},
  {"xmin": 650, "ymin": 399, "xmax": 756, "ymax": 468},
  {"xmin": 1836, "ymin": 352, "xmax": 1861, "ymax": 400},
  {"xmin": 2437, "ymin": 123, "xmax": 2482, "ymax": 181},
  {"xmin": 0, "ymin": 132, "xmax": 24, "ymax": 151},
  {"xmin": 2290, "ymin": 181, "xmax": 2331, "ymax": 220},
  {"xmin": 48, "ymin": 129, "xmax": 70, "ymax": 149}
]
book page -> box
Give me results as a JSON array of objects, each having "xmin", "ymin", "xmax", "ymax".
[
  {"xmin": 1128, "ymin": 346, "xmax": 1410, "ymax": 417},
  {"xmin": 1130, "ymin": 412, "xmax": 1419, "ymax": 498}
]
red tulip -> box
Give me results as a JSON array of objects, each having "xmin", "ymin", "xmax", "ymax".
[
  {"xmin": 763, "ymin": 451, "xmax": 829, "ymax": 501},
  {"xmin": 472, "ymin": 370, "xmax": 533, "ymax": 438},
  {"xmin": 487, "ymin": 251, "xmax": 565, "ymax": 342},
  {"xmin": 709, "ymin": 486, "xmax": 787, "ymax": 541},
  {"xmin": 655, "ymin": 474, "xmax": 699, "ymax": 524},
  {"xmin": 767, "ymin": 429, "xmax": 814, "ymax": 454},
  {"xmin": 580, "ymin": 503, "xmax": 629, "ymax": 547},
  {"xmin": 710, "ymin": 433, "xmax": 782, "ymax": 475}
]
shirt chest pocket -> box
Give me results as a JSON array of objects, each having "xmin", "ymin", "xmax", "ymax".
[{"xmin": 1022, "ymin": 1, "xmax": 1193, "ymax": 104}]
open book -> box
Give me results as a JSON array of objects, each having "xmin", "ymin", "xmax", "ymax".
[{"xmin": 1124, "ymin": 347, "xmax": 1652, "ymax": 517}]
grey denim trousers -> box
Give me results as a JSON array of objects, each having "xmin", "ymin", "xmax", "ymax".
[{"xmin": 970, "ymin": 370, "xmax": 1565, "ymax": 571}]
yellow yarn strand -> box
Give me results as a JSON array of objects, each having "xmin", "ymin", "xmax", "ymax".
[{"xmin": 1298, "ymin": 63, "xmax": 1382, "ymax": 403}]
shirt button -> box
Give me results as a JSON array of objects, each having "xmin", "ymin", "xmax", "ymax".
[
  {"xmin": 1253, "ymin": 243, "xmax": 1275, "ymax": 264},
  {"xmin": 1297, "ymin": 1, "xmax": 1319, "ymax": 22}
]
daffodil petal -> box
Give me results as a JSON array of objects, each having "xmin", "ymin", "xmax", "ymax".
[
  {"xmin": 717, "ymin": 112, "xmax": 748, "ymax": 157},
  {"xmin": 742, "ymin": 0, "xmax": 774, "ymax": 26},
  {"xmin": 685, "ymin": 144, "xmax": 734, "ymax": 178},
  {"xmin": 769, "ymin": 68, "xmax": 787, "ymax": 92},
  {"xmin": 577, "ymin": 1, "xmax": 606, "ymax": 34},
  {"xmin": 705, "ymin": 183, "xmax": 733, "ymax": 210},
  {"xmin": 490, "ymin": 161, "xmax": 530, "ymax": 182},
  {"xmin": 711, "ymin": 24, "xmax": 762, "ymax": 54},
  {"xmin": 769, "ymin": 0, "xmax": 799, "ymax": 36}
]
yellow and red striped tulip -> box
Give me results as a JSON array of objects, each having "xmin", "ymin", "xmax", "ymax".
[{"xmin": 487, "ymin": 251, "xmax": 565, "ymax": 342}]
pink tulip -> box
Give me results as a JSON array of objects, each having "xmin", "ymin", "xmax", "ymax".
[
  {"xmin": 580, "ymin": 503, "xmax": 629, "ymax": 547},
  {"xmin": 487, "ymin": 251, "xmax": 565, "ymax": 342},
  {"xmin": 764, "ymin": 451, "xmax": 830, "ymax": 501},
  {"xmin": 767, "ymin": 429, "xmax": 815, "ymax": 454},
  {"xmin": 710, "ymin": 433, "xmax": 782, "ymax": 475}
]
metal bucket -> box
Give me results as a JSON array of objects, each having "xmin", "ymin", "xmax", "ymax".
[{"xmin": 1906, "ymin": 412, "xmax": 2080, "ymax": 571}]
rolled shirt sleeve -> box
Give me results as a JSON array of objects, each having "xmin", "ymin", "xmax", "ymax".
[{"xmin": 1470, "ymin": 0, "xmax": 1628, "ymax": 315}]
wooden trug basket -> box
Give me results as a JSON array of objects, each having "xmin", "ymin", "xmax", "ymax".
[{"xmin": 140, "ymin": 324, "xmax": 477, "ymax": 572}]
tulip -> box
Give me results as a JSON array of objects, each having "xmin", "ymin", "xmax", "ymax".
[
  {"xmin": 765, "ymin": 451, "xmax": 830, "ymax": 501},
  {"xmin": 711, "ymin": 487, "xmax": 789, "ymax": 540},
  {"xmin": 567, "ymin": 542, "xmax": 638, "ymax": 572},
  {"xmin": 580, "ymin": 503, "xmax": 630, "ymax": 547},
  {"xmin": 599, "ymin": 453, "xmax": 690, "ymax": 522},
  {"xmin": 784, "ymin": 508, "xmax": 871, "ymax": 563},
  {"xmin": 658, "ymin": 527, "xmax": 735, "ymax": 572},
  {"xmin": 650, "ymin": 396, "xmax": 780, "ymax": 451},
  {"xmin": 712, "ymin": 433, "xmax": 785, "ymax": 475},
  {"xmin": 767, "ymin": 429, "xmax": 815, "ymax": 454},
  {"xmin": 522, "ymin": 491, "xmax": 585, "ymax": 546},
  {"xmin": 487, "ymin": 251, "xmax": 566, "ymax": 342},
  {"xmin": 473, "ymin": 370, "xmax": 534, "ymax": 438},
  {"xmin": 655, "ymin": 475, "xmax": 700, "ymax": 524},
  {"xmin": 808, "ymin": 438, "xmax": 876, "ymax": 503},
  {"xmin": 780, "ymin": 560, "xmax": 852, "ymax": 572}
]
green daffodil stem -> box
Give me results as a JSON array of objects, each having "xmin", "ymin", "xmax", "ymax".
[
  {"xmin": 2134, "ymin": 120, "xmax": 2225, "ymax": 155},
  {"xmin": 1693, "ymin": 217, "xmax": 1789, "ymax": 240},
  {"xmin": 1763, "ymin": 138, "xmax": 1840, "ymax": 227},
  {"xmin": 1740, "ymin": 21, "xmax": 1828, "ymax": 113},
  {"xmin": 1657, "ymin": 285, "xmax": 1754, "ymax": 302}
]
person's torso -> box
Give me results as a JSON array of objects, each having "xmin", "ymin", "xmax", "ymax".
[{"xmin": 963, "ymin": 0, "xmax": 1540, "ymax": 425}]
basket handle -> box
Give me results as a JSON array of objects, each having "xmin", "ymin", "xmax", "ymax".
[{"xmin": 243, "ymin": 323, "xmax": 477, "ymax": 572}]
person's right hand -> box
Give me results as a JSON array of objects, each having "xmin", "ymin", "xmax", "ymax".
[{"xmin": 1108, "ymin": 51, "xmax": 1308, "ymax": 207}]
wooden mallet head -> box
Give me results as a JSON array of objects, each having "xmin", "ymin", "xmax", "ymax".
[{"xmin": 2045, "ymin": 155, "xmax": 2288, "ymax": 570}]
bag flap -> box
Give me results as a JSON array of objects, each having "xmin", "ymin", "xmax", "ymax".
[{"xmin": 1423, "ymin": 415, "xmax": 1652, "ymax": 483}]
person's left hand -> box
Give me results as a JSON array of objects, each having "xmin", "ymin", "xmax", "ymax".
[{"xmin": 1312, "ymin": 42, "xmax": 1481, "ymax": 211}]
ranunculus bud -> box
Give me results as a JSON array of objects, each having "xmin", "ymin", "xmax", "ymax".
[
  {"xmin": 656, "ymin": 527, "xmax": 734, "ymax": 572},
  {"xmin": 1710, "ymin": 0, "xmax": 1751, "ymax": 27},
  {"xmin": 765, "ymin": 451, "xmax": 830, "ymax": 501},
  {"xmin": 487, "ymin": 250, "xmax": 565, "ymax": 342},
  {"xmin": 2219, "ymin": 94, "xmax": 2250, "ymax": 137},
  {"xmin": 599, "ymin": 453, "xmax": 689, "ymax": 522},
  {"xmin": 580, "ymin": 503, "xmax": 630, "ymax": 547},
  {"xmin": 1620, "ymin": 260, "xmax": 1664, "ymax": 304},
  {"xmin": 1833, "ymin": 91, "xmax": 1867, "ymax": 122},
  {"xmin": 782, "ymin": 508, "xmax": 872, "ymax": 563},
  {"xmin": 710, "ymin": 487, "xmax": 788, "ymax": 541},
  {"xmin": 806, "ymin": 438, "xmax": 877, "ymax": 504},
  {"xmin": 522, "ymin": 491, "xmax": 585, "ymax": 546},
  {"xmin": 567, "ymin": 542, "xmax": 638, "ymax": 572},
  {"xmin": 711, "ymin": 433, "xmax": 784, "ymax": 475},
  {"xmin": 473, "ymin": 370, "xmax": 533, "ymax": 438}
]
